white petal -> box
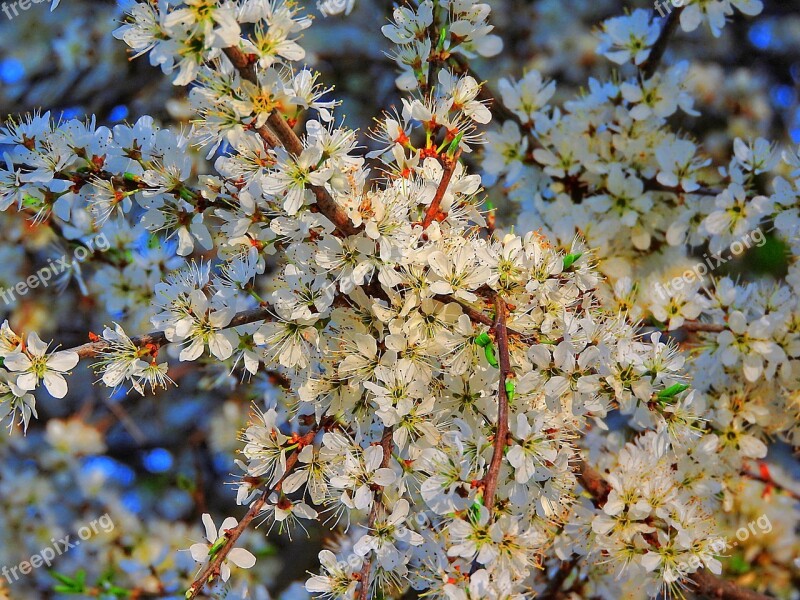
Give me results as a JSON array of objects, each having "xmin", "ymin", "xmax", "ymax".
[
  {"xmin": 190, "ymin": 543, "xmax": 209, "ymax": 563},
  {"xmin": 228, "ymin": 547, "xmax": 257, "ymax": 569},
  {"xmin": 202, "ymin": 513, "xmax": 217, "ymax": 542},
  {"xmin": 43, "ymin": 372, "xmax": 68, "ymax": 399},
  {"xmin": 26, "ymin": 332, "xmax": 48, "ymax": 356},
  {"xmin": 47, "ymin": 350, "xmax": 79, "ymax": 371}
]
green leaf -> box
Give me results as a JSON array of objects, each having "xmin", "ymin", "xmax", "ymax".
[
  {"xmin": 208, "ymin": 535, "xmax": 227, "ymax": 556},
  {"xmin": 178, "ymin": 186, "xmax": 195, "ymax": 202},
  {"xmin": 727, "ymin": 552, "xmax": 750, "ymax": 575},
  {"xmin": 446, "ymin": 131, "xmax": 464, "ymax": 157},
  {"xmin": 657, "ymin": 383, "xmax": 689, "ymax": 400},
  {"xmin": 467, "ymin": 495, "xmax": 483, "ymax": 523},
  {"xmin": 22, "ymin": 194, "xmax": 43, "ymax": 209},
  {"xmin": 484, "ymin": 344, "xmax": 499, "ymax": 368},
  {"xmin": 562, "ymin": 252, "xmax": 582, "ymax": 270},
  {"xmin": 474, "ymin": 332, "xmax": 491, "ymax": 347},
  {"xmin": 109, "ymin": 586, "xmax": 131, "ymax": 597},
  {"xmin": 437, "ymin": 26, "xmax": 448, "ymax": 50},
  {"xmin": 177, "ymin": 473, "xmax": 196, "ymax": 493},
  {"xmin": 505, "ymin": 379, "xmax": 515, "ymax": 402},
  {"xmin": 50, "ymin": 572, "xmax": 77, "ymax": 586}
]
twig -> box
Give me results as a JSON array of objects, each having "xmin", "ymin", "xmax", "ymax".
[
  {"xmin": 185, "ymin": 424, "xmax": 322, "ymax": 599},
  {"xmin": 577, "ymin": 459, "xmax": 610, "ymax": 507},
  {"xmin": 482, "ymin": 294, "xmax": 511, "ymax": 511},
  {"xmin": 421, "ymin": 150, "xmax": 462, "ymax": 230},
  {"xmin": 357, "ymin": 426, "xmax": 395, "ymax": 600},
  {"xmin": 432, "ymin": 293, "xmax": 537, "ymax": 342},
  {"xmin": 682, "ymin": 321, "xmax": 726, "ymax": 333},
  {"xmin": 222, "ymin": 46, "xmax": 359, "ymax": 237},
  {"xmin": 540, "ymin": 555, "xmax": 581, "ymax": 599},
  {"xmin": 742, "ymin": 461, "xmax": 800, "ymax": 502},
  {"xmin": 690, "ymin": 570, "xmax": 772, "ymax": 600},
  {"xmin": 68, "ymin": 306, "xmax": 274, "ymax": 359},
  {"xmin": 641, "ymin": 7, "xmax": 685, "ymax": 79}
]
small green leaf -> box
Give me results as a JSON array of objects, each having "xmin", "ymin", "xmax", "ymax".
[
  {"xmin": 23, "ymin": 194, "xmax": 43, "ymax": 209},
  {"xmin": 109, "ymin": 586, "xmax": 131, "ymax": 597},
  {"xmin": 562, "ymin": 252, "xmax": 583, "ymax": 270},
  {"xmin": 474, "ymin": 332, "xmax": 491, "ymax": 347},
  {"xmin": 485, "ymin": 344, "xmax": 499, "ymax": 368},
  {"xmin": 505, "ymin": 379, "xmax": 515, "ymax": 402},
  {"xmin": 177, "ymin": 473, "xmax": 196, "ymax": 493},
  {"xmin": 446, "ymin": 131, "xmax": 464, "ymax": 157},
  {"xmin": 468, "ymin": 495, "xmax": 483, "ymax": 523},
  {"xmin": 657, "ymin": 383, "xmax": 689, "ymax": 400},
  {"xmin": 208, "ymin": 535, "xmax": 227, "ymax": 556},
  {"xmin": 727, "ymin": 552, "xmax": 750, "ymax": 575},
  {"xmin": 50, "ymin": 572, "xmax": 77, "ymax": 586},
  {"xmin": 437, "ymin": 26, "xmax": 448, "ymax": 50}
]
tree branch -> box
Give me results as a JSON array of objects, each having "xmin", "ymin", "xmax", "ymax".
[
  {"xmin": 681, "ymin": 321, "xmax": 726, "ymax": 333},
  {"xmin": 482, "ymin": 294, "xmax": 511, "ymax": 511},
  {"xmin": 691, "ymin": 570, "xmax": 773, "ymax": 600},
  {"xmin": 421, "ymin": 150, "xmax": 462, "ymax": 231},
  {"xmin": 222, "ymin": 46, "xmax": 360, "ymax": 237},
  {"xmin": 69, "ymin": 306, "xmax": 274, "ymax": 359},
  {"xmin": 357, "ymin": 426, "xmax": 395, "ymax": 600},
  {"xmin": 185, "ymin": 424, "xmax": 322, "ymax": 599},
  {"xmin": 641, "ymin": 7, "xmax": 685, "ymax": 79},
  {"xmin": 742, "ymin": 461, "xmax": 800, "ymax": 502},
  {"xmin": 540, "ymin": 555, "xmax": 581, "ymax": 600}
]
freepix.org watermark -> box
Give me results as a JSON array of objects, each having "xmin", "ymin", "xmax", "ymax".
[
  {"xmin": 2, "ymin": 513, "xmax": 114, "ymax": 584},
  {"xmin": 672, "ymin": 514, "xmax": 772, "ymax": 579},
  {"xmin": 654, "ymin": 227, "xmax": 766, "ymax": 301},
  {"xmin": 654, "ymin": 0, "xmax": 685, "ymax": 17},
  {"xmin": 0, "ymin": 232, "xmax": 110, "ymax": 306},
  {"xmin": 1, "ymin": 0, "xmax": 60, "ymax": 20}
]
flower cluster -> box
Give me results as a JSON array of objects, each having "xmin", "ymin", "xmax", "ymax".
[{"xmin": 0, "ymin": 321, "xmax": 77, "ymax": 430}]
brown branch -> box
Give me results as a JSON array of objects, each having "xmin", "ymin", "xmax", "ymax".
[
  {"xmin": 742, "ymin": 462, "xmax": 800, "ymax": 502},
  {"xmin": 576, "ymin": 460, "xmax": 610, "ymax": 507},
  {"xmin": 357, "ymin": 426, "xmax": 395, "ymax": 600},
  {"xmin": 421, "ymin": 150, "xmax": 462, "ymax": 230},
  {"xmin": 69, "ymin": 306, "xmax": 274, "ymax": 359},
  {"xmin": 223, "ymin": 46, "xmax": 359, "ymax": 237},
  {"xmin": 185, "ymin": 424, "xmax": 322, "ymax": 599},
  {"xmin": 540, "ymin": 555, "xmax": 581, "ymax": 600},
  {"xmin": 641, "ymin": 7, "xmax": 685, "ymax": 79},
  {"xmin": 681, "ymin": 321, "xmax": 726, "ymax": 333},
  {"xmin": 690, "ymin": 570, "xmax": 772, "ymax": 600},
  {"xmin": 432, "ymin": 293, "xmax": 538, "ymax": 343},
  {"xmin": 482, "ymin": 294, "xmax": 511, "ymax": 511}
]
